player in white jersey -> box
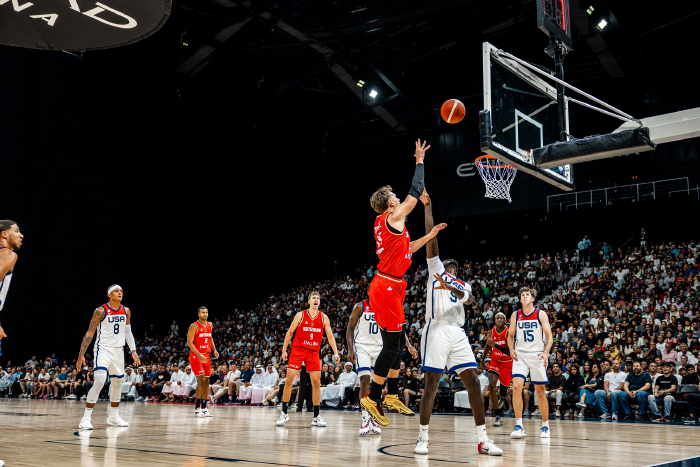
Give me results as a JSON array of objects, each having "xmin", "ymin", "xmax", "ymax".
[
  {"xmin": 415, "ymin": 191, "xmax": 502, "ymax": 457},
  {"xmin": 0, "ymin": 220, "xmax": 23, "ymax": 343},
  {"xmin": 347, "ymin": 299, "xmax": 417, "ymax": 434},
  {"xmin": 76, "ymin": 284, "xmax": 141, "ymax": 430},
  {"xmin": 507, "ymin": 287, "xmax": 553, "ymax": 439}
]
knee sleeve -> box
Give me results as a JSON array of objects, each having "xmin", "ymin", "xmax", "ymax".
[
  {"xmin": 373, "ymin": 329, "xmax": 402, "ymax": 377},
  {"xmin": 87, "ymin": 370, "xmax": 107, "ymax": 404},
  {"xmin": 110, "ymin": 377, "xmax": 123, "ymax": 403}
]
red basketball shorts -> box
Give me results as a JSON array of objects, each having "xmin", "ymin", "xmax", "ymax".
[
  {"xmin": 368, "ymin": 273, "xmax": 407, "ymax": 331},
  {"xmin": 189, "ymin": 352, "xmax": 211, "ymax": 377},
  {"xmin": 288, "ymin": 346, "xmax": 321, "ymax": 372},
  {"xmin": 488, "ymin": 358, "xmax": 512, "ymax": 386}
]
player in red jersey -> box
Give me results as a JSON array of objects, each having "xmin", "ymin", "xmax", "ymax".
[
  {"xmin": 479, "ymin": 312, "xmax": 513, "ymax": 427},
  {"xmin": 277, "ymin": 291, "xmax": 339, "ymax": 427},
  {"xmin": 187, "ymin": 307, "xmax": 219, "ymax": 418},
  {"xmin": 361, "ymin": 140, "xmax": 447, "ymax": 426}
]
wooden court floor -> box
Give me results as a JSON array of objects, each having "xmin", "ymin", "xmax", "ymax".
[{"xmin": 1, "ymin": 398, "xmax": 700, "ymax": 467}]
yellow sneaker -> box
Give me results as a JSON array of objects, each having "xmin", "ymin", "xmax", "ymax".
[
  {"xmin": 360, "ymin": 395, "xmax": 390, "ymax": 426},
  {"xmin": 382, "ymin": 394, "xmax": 415, "ymax": 416}
]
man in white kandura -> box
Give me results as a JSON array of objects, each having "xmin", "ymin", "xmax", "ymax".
[
  {"xmin": 507, "ymin": 287, "xmax": 553, "ymax": 439},
  {"xmin": 76, "ymin": 284, "xmax": 141, "ymax": 429},
  {"xmin": 415, "ymin": 190, "xmax": 502, "ymax": 456}
]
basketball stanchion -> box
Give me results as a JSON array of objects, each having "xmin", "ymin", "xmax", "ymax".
[{"xmin": 474, "ymin": 155, "xmax": 517, "ymax": 203}]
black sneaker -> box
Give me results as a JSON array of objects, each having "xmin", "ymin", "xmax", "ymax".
[{"xmin": 622, "ymin": 414, "xmax": 635, "ymax": 421}]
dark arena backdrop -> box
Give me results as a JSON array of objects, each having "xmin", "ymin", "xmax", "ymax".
[{"xmin": 1, "ymin": 0, "xmax": 699, "ymax": 361}]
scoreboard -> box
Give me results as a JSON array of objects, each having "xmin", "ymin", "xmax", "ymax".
[{"xmin": 536, "ymin": 0, "xmax": 572, "ymax": 50}]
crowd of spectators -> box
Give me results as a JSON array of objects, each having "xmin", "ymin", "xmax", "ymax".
[{"xmin": 2, "ymin": 228, "xmax": 699, "ymax": 423}]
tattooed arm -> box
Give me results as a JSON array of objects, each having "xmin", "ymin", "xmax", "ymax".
[{"xmin": 76, "ymin": 308, "xmax": 104, "ymax": 368}]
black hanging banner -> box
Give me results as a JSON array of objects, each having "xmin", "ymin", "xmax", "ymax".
[{"xmin": 0, "ymin": 0, "xmax": 171, "ymax": 50}]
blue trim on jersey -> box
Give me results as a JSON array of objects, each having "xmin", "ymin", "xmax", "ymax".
[
  {"xmin": 109, "ymin": 374, "xmax": 125, "ymax": 379},
  {"xmin": 531, "ymin": 380, "xmax": 549, "ymax": 385},
  {"xmin": 449, "ymin": 362, "xmax": 477, "ymax": 374},
  {"xmin": 422, "ymin": 365, "xmax": 444, "ymax": 374},
  {"xmin": 105, "ymin": 303, "xmax": 124, "ymax": 314},
  {"xmin": 522, "ymin": 307, "xmax": 538, "ymax": 318},
  {"xmin": 357, "ymin": 367, "xmax": 372, "ymax": 372},
  {"xmin": 422, "ymin": 321, "xmax": 432, "ymax": 365},
  {"xmin": 512, "ymin": 373, "xmax": 527, "ymax": 380},
  {"xmin": 94, "ymin": 366, "xmax": 109, "ymax": 372}
]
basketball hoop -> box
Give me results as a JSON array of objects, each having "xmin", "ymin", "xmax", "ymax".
[{"xmin": 474, "ymin": 155, "xmax": 517, "ymax": 203}]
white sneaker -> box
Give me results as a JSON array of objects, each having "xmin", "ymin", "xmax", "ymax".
[
  {"xmin": 478, "ymin": 439, "xmax": 503, "ymax": 456},
  {"xmin": 414, "ymin": 437, "xmax": 429, "ymax": 454},
  {"xmin": 276, "ymin": 412, "xmax": 289, "ymax": 426},
  {"xmin": 612, "ymin": 413, "xmax": 618, "ymax": 421},
  {"xmin": 195, "ymin": 409, "xmax": 206, "ymax": 418},
  {"xmin": 510, "ymin": 425, "xmax": 526, "ymax": 438},
  {"xmin": 532, "ymin": 409, "xmax": 541, "ymax": 416},
  {"xmin": 369, "ymin": 418, "xmax": 382, "ymax": 434},
  {"xmin": 137, "ymin": 396, "xmax": 144, "ymax": 402},
  {"xmin": 312, "ymin": 416, "xmax": 326, "ymax": 427},
  {"xmin": 576, "ymin": 412, "xmax": 584, "ymax": 418},
  {"xmin": 81, "ymin": 396, "xmax": 87, "ymax": 401},
  {"xmin": 79, "ymin": 417, "xmax": 93, "ymax": 430},
  {"xmin": 106, "ymin": 416, "xmax": 129, "ymax": 427},
  {"xmin": 359, "ymin": 418, "xmax": 370, "ymax": 435},
  {"xmin": 493, "ymin": 415, "xmax": 503, "ymax": 426},
  {"xmin": 540, "ymin": 426, "xmax": 550, "ymax": 438},
  {"xmin": 555, "ymin": 410, "xmax": 561, "ymax": 418},
  {"xmin": 202, "ymin": 408, "xmax": 213, "ymax": 417},
  {"xmin": 0, "ymin": 458, "xmax": 4, "ymax": 466}
]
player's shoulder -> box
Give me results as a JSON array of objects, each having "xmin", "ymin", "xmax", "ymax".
[{"xmin": 0, "ymin": 246, "xmax": 17, "ymax": 260}]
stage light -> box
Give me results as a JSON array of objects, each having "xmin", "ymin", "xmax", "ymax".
[
  {"xmin": 369, "ymin": 89, "xmax": 378, "ymax": 98},
  {"xmin": 356, "ymin": 80, "xmax": 365, "ymax": 88},
  {"xmin": 597, "ymin": 19, "xmax": 607, "ymax": 30},
  {"xmin": 586, "ymin": 5, "xmax": 594, "ymax": 15}
]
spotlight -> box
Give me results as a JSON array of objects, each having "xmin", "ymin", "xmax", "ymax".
[
  {"xmin": 597, "ymin": 19, "xmax": 607, "ymax": 30},
  {"xmin": 586, "ymin": 5, "xmax": 594, "ymax": 15},
  {"xmin": 369, "ymin": 89, "xmax": 378, "ymax": 98},
  {"xmin": 356, "ymin": 80, "xmax": 365, "ymax": 88}
]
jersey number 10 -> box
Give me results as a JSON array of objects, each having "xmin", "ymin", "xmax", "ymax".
[{"xmin": 369, "ymin": 323, "xmax": 379, "ymax": 334}]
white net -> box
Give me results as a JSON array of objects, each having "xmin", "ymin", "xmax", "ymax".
[{"xmin": 475, "ymin": 156, "xmax": 517, "ymax": 203}]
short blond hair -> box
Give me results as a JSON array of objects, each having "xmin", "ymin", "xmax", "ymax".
[
  {"xmin": 308, "ymin": 291, "xmax": 321, "ymax": 300},
  {"xmin": 370, "ymin": 185, "xmax": 393, "ymax": 214},
  {"xmin": 519, "ymin": 287, "xmax": 537, "ymax": 301}
]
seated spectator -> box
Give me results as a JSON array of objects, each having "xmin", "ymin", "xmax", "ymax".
[
  {"xmin": 576, "ymin": 362, "xmax": 604, "ymax": 417},
  {"xmin": 263, "ymin": 369, "xmax": 287, "ymax": 406},
  {"xmin": 250, "ymin": 365, "xmax": 278, "ymax": 405},
  {"xmin": 174, "ymin": 366, "xmax": 197, "ymax": 402},
  {"xmin": 126, "ymin": 366, "xmax": 143, "ymax": 400},
  {"xmin": 322, "ymin": 362, "xmax": 358, "ymax": 408},
  {"xmin": 224, "ymin": 363, "xmax": 241, "ymax": 403},
  {"xmin": 648, "ymin": 361, "xmax": 677, "ymax": 422},
  {"xmin": 685, "ymin": 381, "xmax": 700, "ymax": 424},
  {"xmin": 595, "ymin": 359, "xmax": 629, "ymax": 420},
  {"xmin": 542, "ymin": 363, "xmax": 568, "ymax": 417},
  {"xmin": 162, "ymin": 364, "xmax": 177, "ymax": 402},
  {"xmin": 402, "ymin": 369, "xmax": 420, "ymax": 410},
  {"xmin": 239, "ymin": 365, "xmax": 264, "ymax": 403},
  {"xmin": 619, "ymin": 361, "xmax": 653, "ymax": 420},
  {"xmin": 506, "ymin": 376, "xmax": 531, "ymax": 416},
  {"xmin": 235, "ymin": 362, "xmax": 254, "ymax": 399},
  {"xmin": 563, "ymin": 364, "xmax": 585, "ymax": 416}
]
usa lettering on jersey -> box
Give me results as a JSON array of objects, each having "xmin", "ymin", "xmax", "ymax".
[
  {"xmin": 514, "ymin": 309, "xmax": 545, "ymax": 352},
  {"xmin": 95, "ymin": 304, "xmax": 127, "ymax": 349},
  {"xmin": 354, "ymin": 300, "xmax": 382, "ymax": 347}
]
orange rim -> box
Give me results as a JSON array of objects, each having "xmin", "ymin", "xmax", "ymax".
[{"xmin": 474, "ymin": 155, "xmax": 515, "ymax": 170}]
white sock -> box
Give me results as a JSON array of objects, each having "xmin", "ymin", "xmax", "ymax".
[
  {"xmin": 419, "ymin": 424, "xmax": 429, "ymax": 440},
  {"xmin": 476, "ymin": 424, "xmax": 488, "ymax": 443},
  {"xmin": 83, "ymin": 408, "xmax": 93, "ymax": 419},
  {"xmin": 542, "ymin": 420, "xmax": 549, "ymax": 428},
  {"xmin": 109, "ymin": 406, "xmax": 118, "ymax": 417},
  {"xmin": 516, "ymin": 418, "xmax": 523, "ymax": 426}
]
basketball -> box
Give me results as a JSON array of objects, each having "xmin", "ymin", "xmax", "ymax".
[{"xmin": 441, "ymin": 99, "xmax": 465, "ymax": 124}]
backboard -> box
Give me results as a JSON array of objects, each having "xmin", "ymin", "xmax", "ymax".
[{"xmin": 480, "ymin": 41, "xmax": 574, "ymax": 191}]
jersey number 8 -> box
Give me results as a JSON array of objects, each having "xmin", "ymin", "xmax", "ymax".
[{"xmin": 114, "ymin": 324, "xmax": 120, "ymax": 334}]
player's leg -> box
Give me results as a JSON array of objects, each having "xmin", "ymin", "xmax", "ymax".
[
  {"xmin": 414, "ymin": 370, "xmax": 441, "ymax": 454},
  {"xmin": 527, "ymin": 353, "xmax": 550, "ymax": 436},
  {"xmin": 277, "ymin": 368, "xmax": 298, "ymax": 426},
  {"xmin": 487, "ymin": 370, "xmax": 500, "ymax": 414},
  {"xmin": 308, "ymin": 371, "xmax": 325, "ymax": 426},
  {"xmin": 382, "ymin": 344, "xmax": 414, "ymax": 416},
  {"xmin": 362, "ymin": 328, "xmax": 402, "ymax": 426},
  {"xmin": 80, "ymin": 368, "xmax": 108, "ymax": 429},
  {"xmin": 509, "ymin": 376, "xmax": 526, "ymax": 438},
  {"xmin": 107, "ymin": 375, "xmax": 128, "ymax": 426},
  {"xmin": 459, "ymin": 367, "xmax": 503, "ymax": 455},
  {"xmin": 199, "ymin": 359, "xmax": 213, "ymax": 416},
  {"xmin": 356, "ymin": 346, "xmax": 375, "ymax": 434}
]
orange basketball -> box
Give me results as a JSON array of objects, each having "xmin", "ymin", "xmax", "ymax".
[{"xmin": 441, "ymin": 99, "xmax": 465, "ymax": 124}]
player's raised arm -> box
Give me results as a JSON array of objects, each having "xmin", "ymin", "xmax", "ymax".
[
  {"xmin": 387, "ymin": 139, "xmax": 430, "ymax": 225},
  {"xmin": 187, "ymin": 323, "xmax": 205, "ymax": 363},
  {"xmin": 421, "ymin": 190, "xmax": 439, "ymax": 259},
  {"xmin": 346, "ymin": 302, "xmax": 364, "ymax": 364},
  {"xmin": 124, "ymin": 308, "xmax": 141, "ymax": 366},
  {"xmin": 281, "ymin": 312, "xmax": 303, "ymax": 361},
  {"xmin": 507, "ymin": 311, "xmax": 518, "ymax": 362},
  {"xmin": 323, "ymin": 313, "xmax": 340, "ymax": 363},
  {"xmin": 76, "ymin": 308, "xmax": 104, "ymax": 368},
  {"xmin": 539, "ymin": 309, "xmax": 553, "ymax": 364}
]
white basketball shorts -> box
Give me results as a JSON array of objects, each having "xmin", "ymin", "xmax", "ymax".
[
  {"xmin": 511, "ymin": 351, "xmax": 549, "ymax": 385},
  {"xmin": 355, "ymin": 344, "xmax": 382, "ymax": 377},
  {"xmin": 421, "ymin": 321, "xmax": 477, "ymax": 375},
  {"xmin": 94, "ymin": 345, "xmax": 125, "ymax": 378}
]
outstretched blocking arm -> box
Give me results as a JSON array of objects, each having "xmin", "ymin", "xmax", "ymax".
[
  {"xmin": 388, "ymin": 140, "xmax": 430, "ymax": 227},
  {"xmin": 323, "ymin": 313, "xmax": 340, "ymax": 363},
  {"xmin": 422, "ymin": 190, "xmax": 439, "ymax": 259},
  {"xmin": 76, "ymin": 308, "xmax": 104, "ymax": 368},
  {"xmin": 124, "ymin": 308, "xmax": 141, "ymax": 366},
  {"xmin": 281, "ymin": 313, "xmax": 303, "ymax": 361},
  {"xmin": 187, "ymin": 323, "xmax": 206, "ymax": 363},
  {"xmin": 346, "ymin": 303, "xmax": 363, "ymax": 364}
]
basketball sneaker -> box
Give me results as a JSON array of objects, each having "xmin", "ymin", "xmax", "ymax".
[
  {"xmin": 540, "ymin": 426, "xmax": 550, "ymax": 438},
  {"xmin": 311, "ymin": 416, "xmax": 326, "ymax": 427},
  {"xmin": 531, "ymin": 409, "xmax": 541, "ymax": 416},
  {"xmin": 414, "ymin": 437, "xmax": 429, "ymax": 454},
  {"xmin": 381, "ymin": 394, "xmax": 415, "ymax": 416},
  {"xmin": 195, "ymin": 409, "xmax": 206, "ymax": 418},
  {"xmin": 276, "ymin": 412, "xmax": 289, "ymax": 426},
  {"xmin": 359, "ymin": 416, "xmax": 371, "ymax": 435},
  {"xmin": 510, "ymin": 425, "xmax": 526, "ymax": 438},
  {"xmin": 78, "ymin": 417, "xmax": 93, "ymax": 430},
  {"xmin": 555, "ymin": 409, "xmax": 561, "ymax": 418},
  {"xmin": 493, "ymin": 415, "xmax": 503, "ymax": 426},
  {"xmin": 202, "ymin": 408, "xmax": 213, "ymax": 417},
  {"xmin": 478, "ymin": 439, "xmax": 503, "ymax": 456},
  {"xmin": 369, "ymin": 418, "xmax": 382, "ymax": 434},
  {"xmin": 106, "ymin": 416, "xmax": 129, "ymax": 427},
  {"xmin": 576, "ymin": 401, "xmax": 587, "ymax": 409},
  {"xmin": 360, "ymin": 395, "xmax": 389, "ymax": 426}
]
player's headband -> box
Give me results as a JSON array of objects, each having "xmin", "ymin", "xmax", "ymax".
[{"xmin": 108, "ymin": 285, "xmax": 123, "ymax": 294}]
